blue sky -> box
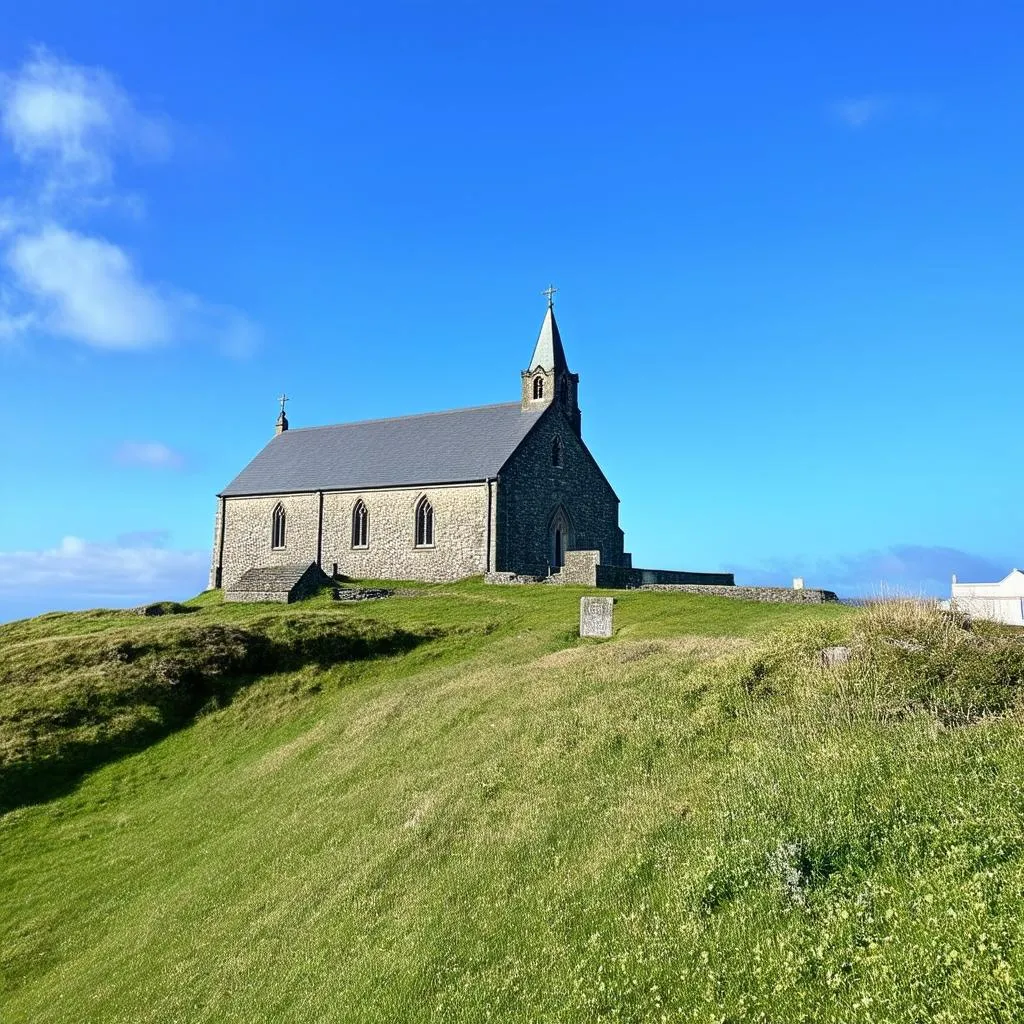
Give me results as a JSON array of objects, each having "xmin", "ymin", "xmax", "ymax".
[{"xmin": 1, "ymin": 2, "xmax": 1023, "ymax": 621}]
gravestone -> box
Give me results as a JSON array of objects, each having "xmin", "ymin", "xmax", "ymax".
[
  {"xmin": 820, "ymin": 645, "xmax": 851, "ymax": 668},
  {"xmin": 580, "ymin": 596, "xmax": 615, "ymax": 638}
]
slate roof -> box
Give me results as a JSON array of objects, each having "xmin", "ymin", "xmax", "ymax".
[{"xmin": 220, "ymin": 402, "xmax": 546, "ymax": 496}]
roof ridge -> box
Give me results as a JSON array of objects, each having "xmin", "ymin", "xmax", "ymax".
[{"xmin": 281, "ymin": 401, "xmax": 525, "ymax": 433}]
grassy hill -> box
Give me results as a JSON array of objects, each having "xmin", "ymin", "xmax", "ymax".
[{"xmin": 3, "ymin": 581, "xmax": 1024, "ymax": 1022}]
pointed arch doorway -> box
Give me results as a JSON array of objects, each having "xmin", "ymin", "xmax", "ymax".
[{"xmin": 549, "ymin": 505, "xmax": 572, "ymax": 570}]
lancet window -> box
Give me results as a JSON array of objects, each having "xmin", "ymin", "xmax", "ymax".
[
  {"xmin": 271, "ymin": 503, "xmax": 286, "ymax": 549},
  {"xmin": 352, "ymin": 500, "xmax": 369, "ymax": 548},
  {"xmin": 415, "ymin": 497, "xmax": 434, "ymax": 547}
]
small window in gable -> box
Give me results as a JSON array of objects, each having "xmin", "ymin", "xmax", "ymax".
[
  {"xmin": 271, "ymin": 502, "xmax": 286, "ymax": 549},
  {"xmin": 352, "ymin": 500, "xmax": 369, "ymax": 548},
  {"xmin": 552, "ymin": 435, "xmax": 563, "ymax": 468},
  {"xmin": 559, "ymin": 377, "xmax": 569, "ymax": 404},
  {"xmin": 533, "ymin": 375, "xmax": 544, "ymax": 400},
  {"xmin": 415, "ymin": 496, "xmax": 434, "ymax": 547}
]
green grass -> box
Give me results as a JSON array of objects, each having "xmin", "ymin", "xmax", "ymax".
[{"xmin": 3, "ymin": 581, "xmax": 1024, "ymax": 1022}]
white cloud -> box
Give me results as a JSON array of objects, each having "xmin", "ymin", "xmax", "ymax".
[
  {"xmin": 832, "ymin": 94, "xmax": 936, "ymax": 130},
  {"xmin": 0, "ymin": 45, "xmax": 169, "ymax": 194},
  {"xmin": 114, "ymin": 441, "xmax": 187, "ymax": 470},
  {"xmin": 0, "ymin": 534, "xmax": 208, "ymax": 621},
  {"xmin": 727, "ymin": 544, "xmax": 1012, "ymax": 598},
  {"xmin": 8, "ymin": 224, "xmax": 172, "ymax": 348},
  {"xmin": 833, "ymin": 96, "xmax": 889, "ymax": 128},
  {"xmin": 3, "ymin": 222, "xmax": 259, "ymax": 352},
  {"xmin": 0, "ymin": 49, "xmax": 256, "ymax": 355}
]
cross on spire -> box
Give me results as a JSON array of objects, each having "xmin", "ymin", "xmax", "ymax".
[
  {"xmin": 542, "ymin": 284, "xmax": 557, "ymax": 309},
  {"xmin": 278, "ymin": 393, "xmax": 289, "ymax": 414}
]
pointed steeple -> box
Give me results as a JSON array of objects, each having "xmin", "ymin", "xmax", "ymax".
[
  {"xmin": 528, "ymin": 304, "xmax": 569, "ymax": 374},
  {"xmin": 520, "ymin": 286, "xmax": 582, "ymax": 436},
  {"xmin": 528, "ymin": 288, "xmax": 569, "ymax": 373}
]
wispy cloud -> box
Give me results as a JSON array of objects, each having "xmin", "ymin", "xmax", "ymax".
[
  {"xmin": 114, "ymin": 441, "xmax": 187, "ymax": 470},
  {"xmin": 0, "ymin": 45, "xmax": 169, "ymax": 195},
  {"xmin": 9, "ymin": 225, "xmax": 172, "ymax": 348},
  {"xmin": 833, "ymin": 95, "xmax": 891, "ymax": 129},
  {"xmin": 831, "ymin": 93, "xmax": 936, "ymax": 130},
  {"xmin": 727, "ymin": 544, "xmax": 1013, "ymax": 598},
  {"xmin": 0, "ymin": 534, "xmax": 208, "ymax": 622},
  {"xmin": 0, "ymin": 47, "xmax": 257, "ymax": 355}
]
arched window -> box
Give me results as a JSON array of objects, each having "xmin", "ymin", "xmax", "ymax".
[
  {"xmin": 351, "ymin": 500, "xmax": 369, "ymax": 548},
  {"xmin": 533, "ymin": 375, "xmax": 544, "ymax": 400},
  {"xmin": 271, "ymin": 502, "xmax": 286, "ymax": 549},
  {"xmin": 415, "ymin": 496, "xmax": 434, "ymax": 547},
  {"xmin": 552, "ymin": 435, "xmax": 563, "ymax": 468},
  {"xmin": 559, "ymin": 377, "xmax": 569, "ymax": 404},
  {"xmin": 549, "ymin": 505, "xmax": 572, "ymax": 570}
]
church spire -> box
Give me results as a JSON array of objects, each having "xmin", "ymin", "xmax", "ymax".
[
  {"xmin": 528, "ymin": 285, "xmax": 569, "ymax": 374},
  {"xmin": 275, "ymin": 393, "xmax": 289, "ymax": 435},
  {"xmin": 521, "ymin": 287, "xmax": 581, "ymax": 436}
]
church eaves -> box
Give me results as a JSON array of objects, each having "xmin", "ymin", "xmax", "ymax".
[
  {"xmin": 219, "ymin": 402, "xmax": 547, "ymax": 496},
  {"xmin": 527, "ymin": 305, "xmax": 569, "ymax": 374}
]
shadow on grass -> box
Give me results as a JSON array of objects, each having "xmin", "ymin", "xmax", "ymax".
[{"xmin": 0, "ymin": 617, "xmax": 432, "ymax": 816}]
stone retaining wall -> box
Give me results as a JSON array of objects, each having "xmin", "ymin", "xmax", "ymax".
[
  {"xmin": 638, "ymin": 585, "xmax": 839, "ymax": 603},
  {"xmin": 597, "ymin": 566, "xmax": 736, "ymax": 588},
  {"xmin": 552, "ymin": 550, "xmax": 734, "ymax": 589},
  {"xmin": 484, "ymin": 571, "xmax": 544, "ymax": 585}
]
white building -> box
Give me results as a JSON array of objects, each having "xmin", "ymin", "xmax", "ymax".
[{"xmin": 949, "ymin": 569, "xmax": 1024, "ymax": 626}]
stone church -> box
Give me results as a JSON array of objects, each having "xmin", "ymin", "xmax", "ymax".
[{"xmin": 209, "ymin": 295, "xmax": 632, "ymax": 589}]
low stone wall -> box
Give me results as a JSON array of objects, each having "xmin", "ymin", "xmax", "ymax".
[
  {"xmin": 224, "ymin": 589, "xmax": 292, "ymax": 604},
  {"xmin": 483, "ymin": 551, "xmax": 834, "ymax": 601},
  {"xmin": 484, "ymin": 571, "xmax": 544, "ymax": 585},
  {"xmin": 334, "ymin": 588, "xmax": 394, "ymax": 601},
  {"xmin": 596, "ymin": 566, "xmax": 736, "ymax": 588},
  {"xmin": 555, "ymin": 550, "xmax": 734, "ymax": 588},
  {"xmin": 638, "ymin": 585, "xmax": 839, "ymax": 603}
]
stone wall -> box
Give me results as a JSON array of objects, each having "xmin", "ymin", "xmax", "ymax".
[
  {"xmin": 496, "ymin": 406, "xmax": 625, "ymax": 577},
  {"xmin": 597, "ymin": 566, "xmax": 735, "ymax": 588},
  {"xmin": 484, "ymin": 571, "xmax": 544, "ymax": 585},
  {"xmin": 224, "ymin": 562, "xmax": 331, "ymax": 603},
  {"xmin": 520, "ymin": 368, "xmax": 581, "ymax": 435},
  {"xmin": 218, "ymin": 493, "xmax": 322, "ymax": 591},
  {"xmin": 321, "ymin": 483, "xmax": 491, "ymax": 582},
  {"xmin": 558, "ymin": 550, "xmax": 603, "ymax": 585},
  {"xmin": 217, "ymin": 482, "xmax": 492, "ymax": 589},
  {"xmin": 639, "ymin": 584, "xmax": 839, "ymax": 603},
  {"xmin": 552, "ymin": 550, "xmax": 733, "ymax": 589},
  {"xmin": 208, "ymin": 499, "xmax": 224, "ymax": 589}
]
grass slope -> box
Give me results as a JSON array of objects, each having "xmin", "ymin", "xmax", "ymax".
[{"xmin": 2, "ymin": 582, "xmax": 1024, "ymax": 1023}]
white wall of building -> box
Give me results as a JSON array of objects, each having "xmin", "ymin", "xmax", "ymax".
[{"xmin": 950, "ymin": 570, "xmax": 1024, "ymax": 626}]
